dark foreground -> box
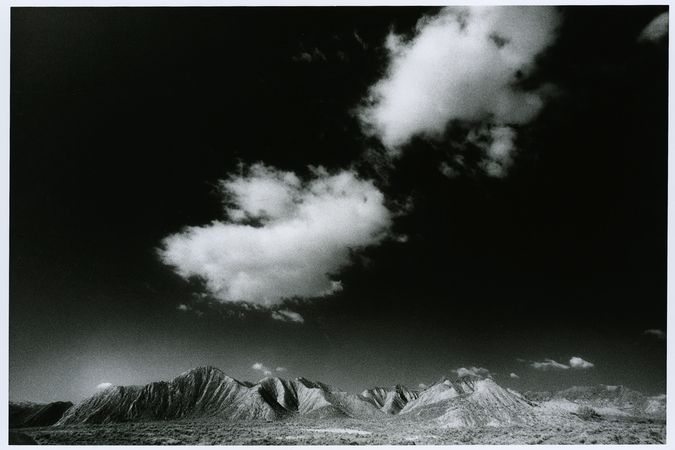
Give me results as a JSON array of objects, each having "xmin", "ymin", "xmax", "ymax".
[{"xmin": 13, "ymin": 416, "xmax": 666, "ymax": 445}]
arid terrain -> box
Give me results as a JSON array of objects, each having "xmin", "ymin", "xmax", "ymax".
[
  {"xmin": 9, "ymin": 366, "xmax": 667, "ymax": 445},
  {"xmin": 15, "ymin": 415, "xmax": 666, "ymax": 445}
]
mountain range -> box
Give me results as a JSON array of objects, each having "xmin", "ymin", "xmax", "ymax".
[
  {"xmin": 524, "ymin": 384, "xmax": 666, "ymax": 419},
  {"xmin": 9, "ymin": 366, "xmax": 666, "ymax": 430},
  {"xmin": 9, "ymin": 401, "xmax": 73, "ymax": 428}
]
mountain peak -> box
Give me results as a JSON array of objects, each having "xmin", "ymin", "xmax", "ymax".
[{"xmin": 176, "ymin": 365, "xmax": 224, "ymax": 378}]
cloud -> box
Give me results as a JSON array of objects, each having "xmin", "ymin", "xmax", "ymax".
[
  {"xmin": 471, "ymin": 125, "xmax": 517, "ymax": 178},
  {"xmin": 177, "ymin": 303, "xmax": 190, "ymax": 311},
  {"xmin": 531, "ymin": 359, "xmax": 570, "ymax": 371},
  {"xmin": 293, "ymin": 47, "xmax": 327, "ymax": 63},
  {"xmin": 159, "ymin": 164, "xmax": 393, "ymax": 307},
  {"xmin": 569, "ymin": 356, "xmax": 594, "ymax": 370},
  {"xmin": 271, "ymin": 309, "xmax": 305, "ymax": 323},
  {"xmin": 96, "ymin": 382, "xmax": 113, "ymax": 390},
  {"xmin": 509, "ymin": 372, "xmax": 520, "ymax": 379},
  {"xmin": 454, "ymin": 366, "xmax": 492, "ymax": 378},
  {"xmin": 275, "ymin": 367, "xmax": 288, "ymax": 372},
  {"xmin": 252, "ymin": 362, "xmax": 273, "ymax": 376},
  {"xmin": 639, "ymin": 12, "xmax": 668, "ymax": 42},
  {"xmin": 644, "ymin": 328, "xmax": 666, "ymax": 339},
  {"xmin": 418, "ymin": 383, "xmax": 428, "ymax": 389},
  {"xmin": 358, "ymin": 6, "xmax": 560, "ymax": 175}
]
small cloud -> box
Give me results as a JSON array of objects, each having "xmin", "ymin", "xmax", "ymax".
[
  {"xmin": 531, "ymin": 359, "xmax": 570, "ymax": 371},
  {"xmin": 252, "ymin": 362, "xmax": 273, "ymax": 376},
  {"xmin": 394, "ymin": 234, "xmax": 409, "ymax": 243},
  {"xmin": 253, "ymin": 362, "xmax": 286, "ymax": 377},
  {"xmin": 177, "ymin": 304, "xmax": 190, "ymax": 311},
  {"xmin": 644, "ymin": 329, "xmax": 666, "ymax": 339},
  {"xmin": 510, "ymin": 373, "xmax": 520, "ymax": 379},
  {"xmin": 292, "ymin": 47, "xmax": 327, "ymax": 63},
  {"xmin": 271, "ymin": 309, "xmax": 305, "ymax": 324},
  {"xmin": 639, "ymin": 12, "xmax": 668, "ymax": 42},
  {"xmin": 418, "ymin": 383, "xmax": 427, "ymax": 389},
  {"xmin": 455, "ymin": 366, "xmax": 492, "ymax": 378},
  {"xmin": 471, "ymin": 125, "xmax": 518, "ymax": 178},
  {"xmin": 293, "ymin": 52, "xmax": 313, "ymax": 63},
  {"xmin": 569, "ymin": 356, "xmax": 594, "ymax": 370},
  {"xmin": 96, "ymin": 382, "xmax": 113, "ymax": 390},
  {"xmin": 515, "ymin": 358, "xmax": 527, "ymax": 363}
]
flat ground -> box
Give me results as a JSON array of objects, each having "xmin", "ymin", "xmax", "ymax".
[{"xmin": 15, "ymin": 416, "xmax": 666, "ymax": 445}]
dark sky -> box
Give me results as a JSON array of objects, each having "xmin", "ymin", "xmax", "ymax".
[{"xmin": 10, "ymin": 6, "xmax": 667, "ymax": 403}]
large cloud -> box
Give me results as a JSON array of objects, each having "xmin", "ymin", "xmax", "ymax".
[
  {"xmin": 159, "ymin": 164, "xmax": 392, "ymax": 306},
  {"xmin": 358, "ymin": 6, "xmax": 560, "ymax": 175}
]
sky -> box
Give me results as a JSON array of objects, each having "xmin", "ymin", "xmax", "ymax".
[{"xmin": 9, "ymin": 6, "xmax": 668, "ymax": 403}]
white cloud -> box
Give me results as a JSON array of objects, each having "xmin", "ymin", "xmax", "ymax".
[
  {"xmin": 471, "ymin": 125, "xmax": 517, "ymax": 178},
  {"xmin": 272, "ymin": 309, "xmax": 305, "ymax": 323},
  {"xmin": 177, "ymin": 303, "xmax": 190, "ymax": 311},
  {"xmin": 639, "ymin": 12, "xmax": 668, "ymax": 42},
  {"xmin": 159, "ymin": 164, "xmax": 392, "ymax": 306},
  {"xmin": 531, "ymin": 359, "xmax": 570, "ymax": 371},
  {"xmin": 358, "ymin": 6, "xmax": 560, "ymax": 176},
  {"xmin": 455, "ymin": 366, "xmax": 492, "ymax": 378},
  {"xmin": 644, "ymin": 328, "xmax": 666, "ymax": 339},
  {"xmin": 275, "ymin": 367, "xmax": 288, "ymax": 372},
  {"xmin": 96, "ymin": 382, "xmax": 113, "ymax": 390},
  {"xmin": 252, "ymin": 362, "xmax": 273, "ymax": 376},
  {"xmin": 569, "ymin": 356, "xmax": 594, "ymax": 370},
  {"xmin": 509, "ymin": 372, "xmax": 520, "ymax": 379},
  {"xmin": 418, "ymin": 383, "xmax": 427, "ymax": 389}
]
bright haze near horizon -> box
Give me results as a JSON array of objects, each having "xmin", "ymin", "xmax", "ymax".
[{"xmin": 10, "ymin": 6, "xmax": 667, "ymax": 404}]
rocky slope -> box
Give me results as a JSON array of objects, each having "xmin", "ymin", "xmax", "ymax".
[
  {"xmin": 361, "ymin": 385, "xmax": 419, "ymax": 414},
  {"xmin": 56, "ymin": 367, "xmax": 382, "ymax": 425},
  {"xmin": 399, "ymin": 375, "xmax": 552, "ymax": 427},
  {"xmin": 9, "ymin": 401, "xmax": 73, "ymax": 428},
  {"xmin": 524, "ymin": 384, "xmax": 666, "ymax": 419}
]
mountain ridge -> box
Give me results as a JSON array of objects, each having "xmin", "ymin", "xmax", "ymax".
[{"xmin": 8, "ymin": 366, "xmax": 664, "ymax": 429}]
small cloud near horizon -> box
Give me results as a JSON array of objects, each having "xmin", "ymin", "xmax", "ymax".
[
  {"xmin": 569, "ymin": 356, "xmax": 594, "ymax": 370},
  {"xmin": 252, "ymin": 362, "xmax": 273, "ymax": 376},
  {"xmin": 252, "ymin": 362, "xmax": 290, "ymax": 377},
  {"xmin": 271, "ymin": 309, "xmax": 305, "ymax": 324},
  {"xmin": 454, "ymin": 366, "xmax": 492, "ymax": 378},
  {"xmin": 531, "ymin": 359, "xmax": 570, "ymax": 371},
  {"xmin": 509, "ymin": 373, "xmax": 520, "ymax": 379},
  {"xmin": 644, "ymin": 329, "xmax": 666, "ymax": 339},
  {"xmin": 96, "ymin": 382, "xmax": 113, "ymax": 390}
]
